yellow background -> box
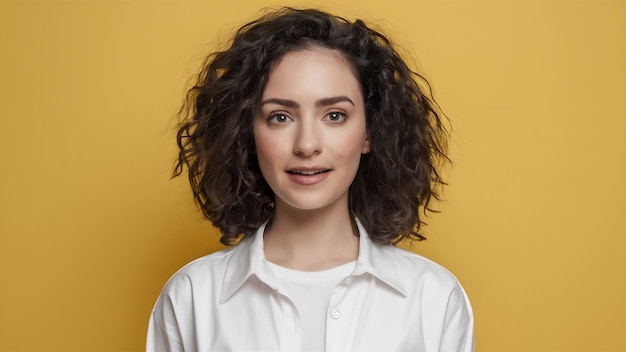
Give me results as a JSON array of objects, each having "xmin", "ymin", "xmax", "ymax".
[{"xmin": 1, "ymin": 0, "xmax": 625, "ymax": 351}]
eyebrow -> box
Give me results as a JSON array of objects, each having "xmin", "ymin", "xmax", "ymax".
[{"xmin": 260, "ymin": 96, "xmax": 355, "ymax": 108}]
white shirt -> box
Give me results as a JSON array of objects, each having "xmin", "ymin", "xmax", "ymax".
[
  {"xmin": 268, "ymin": 260, "xmax": 356, "ymax": 351},
  {"xmin": 147, "ymin": 220, "xmax": 474, "ymax": 352}
]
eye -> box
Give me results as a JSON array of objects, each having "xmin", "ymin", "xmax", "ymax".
[
  {"xmin": 325, "ymin": 111, "xmax": 347, "ymax": 124},
  {"xmin": 268, "ymin": 112, "xmax": 291, "ymax": 124}
]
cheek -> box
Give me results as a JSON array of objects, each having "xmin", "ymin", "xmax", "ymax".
[
  {"xmin": 336, "ymin": 132, "xmax": 368, "ymax": 157},
  {"xmin": 254, "ymin": 131, "xmax": 282, "ymax": 169},
  {"xmin": 253, "ymin": 126, "xmax": 269, "ymax": 155},
  {"xmin": 330, "ymin": 141, "xmax": 363, "ymax": 169},
  {"xmin": 255, "ymin": 140, "xmax": 271, "ymax": 164}
]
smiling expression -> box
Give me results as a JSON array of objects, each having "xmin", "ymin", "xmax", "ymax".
[{"xmin": 253, "ymin": 48, "xmax": 370, "ymax": 213}]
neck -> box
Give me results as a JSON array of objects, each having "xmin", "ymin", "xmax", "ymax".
[{"xmin": 263, "ymin": 199, "xmax": 359, "ymax": 271}]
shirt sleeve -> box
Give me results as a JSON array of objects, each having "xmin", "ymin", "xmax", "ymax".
[
  {"xmin": 146, "ymin": 295, "xmax": 184, "ymax": 352},
  {"xmin": 439, "ymin": 285, "xmax": 474, "ymax": 352}
]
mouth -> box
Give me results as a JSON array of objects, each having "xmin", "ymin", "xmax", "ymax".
[
  {"xmin": 286, "ymin": 169, "xmax": 331, "ymax": 175},
  {"xmin": 285, "ymin": 168, "xmax": 332, "ymax": 185}
]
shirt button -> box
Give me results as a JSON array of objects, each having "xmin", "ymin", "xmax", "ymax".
[
  {"xmin": 330, "ymin": 308, "xmax": 341, "ymax": 319},
  {"xmin": 343, "ymin": 277, "xmax": 353, "ymax": 285}
]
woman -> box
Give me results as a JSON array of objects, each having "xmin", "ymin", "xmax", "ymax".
[{"xmin": 148, "ymin": 7, "xmax": 473, "ymax": 352}]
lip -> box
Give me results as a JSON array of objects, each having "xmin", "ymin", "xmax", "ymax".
[{"xmin": 285, "ymin": 167, "xmax": 332, "ymax": 185}]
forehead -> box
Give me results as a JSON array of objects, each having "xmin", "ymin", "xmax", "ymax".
[
  {"xmin": 272, "ymin": 47, "xmax": 355, "ymax": 70},
  {"xmin": 261, "ymin": 48, "xmax": 362, "ymax": 101}
]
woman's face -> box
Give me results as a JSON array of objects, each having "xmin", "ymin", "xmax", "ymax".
[{"xmin": 253, "ymin": 48, "xmax": 370, "ymax": 213}]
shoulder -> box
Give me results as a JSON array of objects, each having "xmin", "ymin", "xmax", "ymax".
[
  {"xmin": 383, "ymin": 245, "xmax": 465, "ymax": 293},
  {"xmin": 148, "ymin": 246, "xmax": 247, "ymax": 348},
  {"xmin": 158, "ymin": 246, "xmax": 236, "ymax": 297},
  {"xmin": 381, "ymin": 245, "xmax": 473, "ymax": 329},
  {"xmin": 385, "ymin": 247, "xmax": 475, "ymax": 350},
  {"xmin": 357, "ymin": 218, "xmax": 464, "ymax": 294}
]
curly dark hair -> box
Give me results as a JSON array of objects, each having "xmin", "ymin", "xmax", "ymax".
[{"xmin": 174, "ymin": 7, "xmax": 449, "ymax": 246}]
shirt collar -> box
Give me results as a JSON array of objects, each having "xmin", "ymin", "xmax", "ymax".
[
  {"xmin": 219, "ymin": 223, "xmax": 274, "ymax": 304},
  {"xmin": 219, "ymin": 218, "xmax": 407, "ymax": 303}
]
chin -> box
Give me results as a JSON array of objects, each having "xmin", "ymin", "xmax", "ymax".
[{"xmin": 278, "ymin": 194, "xmax": 348, "ymax": 212}]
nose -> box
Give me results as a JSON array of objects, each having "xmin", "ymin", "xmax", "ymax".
[{"xmin": 293, "ymin": 120, "xmax": 322, "ymax": 157}]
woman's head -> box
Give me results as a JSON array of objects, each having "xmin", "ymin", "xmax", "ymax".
[
  {"xmin": 175, "ymin": 7, "xmax": 449, "ymax": 245},
  {"xmin": 253, "ymin": 48, "xmax": 369, "ymax": 217}
]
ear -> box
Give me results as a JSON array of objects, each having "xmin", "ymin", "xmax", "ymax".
[{"xmin": 361, "ymin": 133, "xmax": 371, "ymax": 154}]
